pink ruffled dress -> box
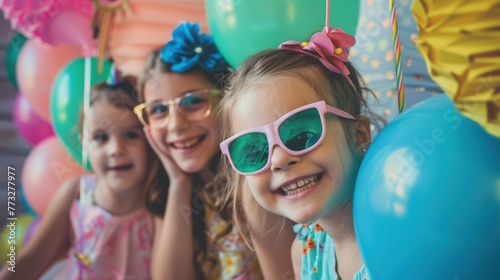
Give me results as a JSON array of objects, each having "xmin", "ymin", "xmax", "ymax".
[{"xmin": 40, "ymin": 175, "xmax": 154, "ymax": 280}]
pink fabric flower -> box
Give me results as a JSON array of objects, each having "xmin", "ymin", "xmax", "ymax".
[
  {"xmin": 279, "ymin": 27, "xmax": 356, "ymax": 87},
  {"xmin": 0, "ymin": 0, "xmax": 94, "ymax": 46}
]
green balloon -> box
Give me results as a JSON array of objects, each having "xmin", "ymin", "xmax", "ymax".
[
  {"xmin": 50, "ymin": 57, "xmax": 112, "ymax": 171},
  {"xmin": 0, "ymin": 214, "xmax": 34, "ymax": 263},
  {"xmin": 206, "ymin": 0, "xmax": 360, "ymax": 68},
  {"xmin": 5, "ymin": 33, "xmax": 28, "ymax": 89}
]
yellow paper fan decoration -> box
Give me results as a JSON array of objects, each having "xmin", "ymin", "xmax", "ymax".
[{"xmin": 412, "ymin": 0, "xmax": 500, "ymax": 137}]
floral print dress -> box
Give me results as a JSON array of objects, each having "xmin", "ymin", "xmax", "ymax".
[
  {"xmin": 295, "ymin": 222, "xmax": 370, "ymax": 280},
  {"xmin": 201, "ymin": 199, "xmax": 262, "ymax": 280}
]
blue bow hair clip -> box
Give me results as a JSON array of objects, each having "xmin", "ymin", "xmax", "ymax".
[{"xmin": 160, "ymin": 22, "xmax": 227, "ymax": 73}]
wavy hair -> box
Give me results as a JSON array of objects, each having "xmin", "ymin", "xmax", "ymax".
[{"xmin": 138, "ymin": 48, "xmax": 233, "ymax": 279}]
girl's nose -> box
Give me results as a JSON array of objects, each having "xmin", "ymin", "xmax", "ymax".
[
  {"xmin": 270, "ymin": 146, "xmax": 301, "ymax": 173},
  {"xmin": 167, "ymin": 108, "xmax": 190, "ymax": 133},
  {"xmin": 108, "ymin": 137, "xmax": 125, "ymax": 157}
]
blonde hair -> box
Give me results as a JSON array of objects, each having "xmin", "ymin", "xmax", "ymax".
[{"xmin": 216, "ymin": 49, "xmax": 385, "ymax": 245}]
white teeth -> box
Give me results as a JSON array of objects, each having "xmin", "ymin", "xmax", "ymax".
[
  {"xmin": 173, "ymin": 137, "xmax": 201, "ymax": 149},
  {"xmin": 280, "ymin": 175, "xmax": 320, "ymax": 194}
]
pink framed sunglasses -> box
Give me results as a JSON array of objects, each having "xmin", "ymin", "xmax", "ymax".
[{"xmin": 220, "ymin": 101, "xmax": 355, "ymax": 175}]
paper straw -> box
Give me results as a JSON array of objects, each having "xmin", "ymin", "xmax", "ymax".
[{"xmin": 390, "ymin": 0, "xmax": 405, "ymax": 113}]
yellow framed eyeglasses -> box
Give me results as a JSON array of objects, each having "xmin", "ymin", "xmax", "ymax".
[{"xmin": 134, "ymin": 89, "xmax": 221, "ymax": 129}]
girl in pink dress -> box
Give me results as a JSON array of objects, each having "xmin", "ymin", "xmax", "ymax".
[{"xmin": 0, "ymin": 70, "xmax": 164, "ymax": 280}]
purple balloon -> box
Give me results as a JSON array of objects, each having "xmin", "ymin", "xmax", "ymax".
[
  {"xmin": 13, "ymin": 93, "xmax": 54, "ymax": 146},
  {"xmin": 23, "ymin": 216, "xmax": 41, "ymax": 245}
]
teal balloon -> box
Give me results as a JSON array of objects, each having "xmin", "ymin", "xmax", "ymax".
[
  {"xmin": 50, "ymin": 57, "xmax": 112, "ymax": 171},
  {"xmin": 206, "ymin": 0, "xmax": 360, "ymax": 68},
  {"xmin": 354, "ymin": 95, "xmax": 500, "ymax": 279},
  {"xmin": 5, "ymin": 33, "xmax": 28, "ymax": 89},
  {"xmin": 18, "ymin": 185, "xmax": 37, "ymax": 217}
]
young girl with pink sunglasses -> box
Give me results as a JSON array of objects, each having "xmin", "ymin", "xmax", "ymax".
[{"xmin": 219, "ymin": 26, "xmax": 384, "ymax": 279}]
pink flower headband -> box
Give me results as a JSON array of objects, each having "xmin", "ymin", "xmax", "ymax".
[{"xmin": 279, "ymin": 27, "xmax": 356, "ymax": 88}]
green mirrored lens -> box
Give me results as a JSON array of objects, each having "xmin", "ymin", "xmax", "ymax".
[
  {"xmin": 279, "ymin": 108, "xmax": 322, "ymax": 151},
  {"xmin": 229, "ymin": 132, "xmax": 269, "ymax": 173}
]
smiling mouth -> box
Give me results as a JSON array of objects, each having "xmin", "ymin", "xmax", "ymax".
[
  {"xmin": 170, "ymin": 135, "xmax": 205, "ymax": 150},
  {"xmin": 276, "ymin": 173, "xmax": 323, "ymax": 196},
  {"xmin": 108, "ymin": 164, "xmax": 133, "ymax": 171}
]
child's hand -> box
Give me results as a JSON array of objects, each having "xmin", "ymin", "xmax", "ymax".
[{"xmin": 143, "ymin": 127, "xmax": 193, "ymax": 189}]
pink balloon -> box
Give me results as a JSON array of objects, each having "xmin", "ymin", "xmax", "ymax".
[
  {"xmin": 40, "ymin": 10, "xmax": 95, "ymax": 55},
  {"xmin": 22, "ymin": 136, "xmax": 86, "ymax": 216},
  {"xmin": 13, "ymin": 93, "xmax": 54, "ymax": 146},
  {"xmin": 16, "ymin": 39, "xmax": 82, "ymax": 121}
]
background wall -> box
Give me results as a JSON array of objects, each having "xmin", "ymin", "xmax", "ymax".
[{"xmin": 0, "ymin": 15, "xmax": 31, "ymax": 221}]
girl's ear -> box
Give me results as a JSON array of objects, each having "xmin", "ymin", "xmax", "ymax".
[{"xmin": 354, "ymin": 116, "xmax": 371, "ymax": 150}]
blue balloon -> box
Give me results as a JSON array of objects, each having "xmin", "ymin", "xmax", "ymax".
[{"xmin": 353, "ymin": 95, "xmax": 500, "ymax": 280}]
